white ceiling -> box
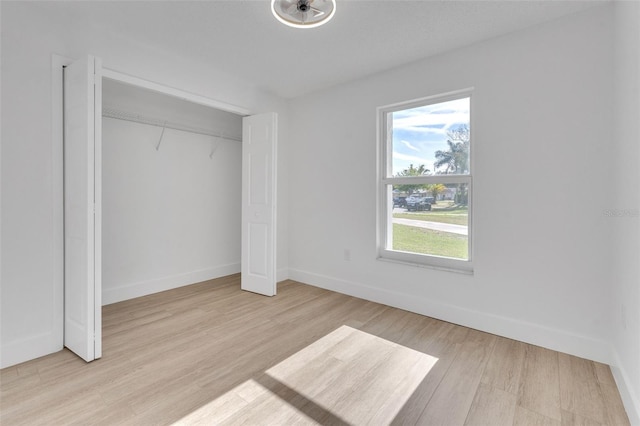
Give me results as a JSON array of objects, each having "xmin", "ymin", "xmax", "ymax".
[{"xmin": 30, "ymin": 0, "xmax": 606, "ymax": 99}]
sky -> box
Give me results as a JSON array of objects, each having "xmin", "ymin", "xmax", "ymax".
[{"xmin": 391, "ymin": 97, "xmax": 470, "ymax": 176}]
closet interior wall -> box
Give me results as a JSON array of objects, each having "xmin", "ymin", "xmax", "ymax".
[{"xmin": 102, "ymin": 78, "xmax": 243, "ymax": 304}]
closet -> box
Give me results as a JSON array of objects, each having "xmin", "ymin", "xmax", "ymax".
[
  {"xmin": 101, "ymin": 79, "xmax": 243, "ymax": 305},
  {"xmin": 62, "ymin": 56, "xmax": 277, "ymax": 363}
]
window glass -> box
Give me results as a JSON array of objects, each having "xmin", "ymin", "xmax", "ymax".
[
  {"xmin": 379, "ymin": 92, "xmax": 472, "ymax": 272},
  {"xmin": 390, "ymin": 183, "xmax": 468, "ymax": 260},
  {"xmin": 391, "ymin": 97, "xmax": 470, "ymax": 176}
]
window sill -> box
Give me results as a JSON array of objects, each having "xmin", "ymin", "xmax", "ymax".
[{"xmin": 377, "ymin": 250, "xmax": 474, "ymax": 275}]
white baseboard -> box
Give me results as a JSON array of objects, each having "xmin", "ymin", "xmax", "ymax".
[
  {"xmin": 611, "ymin": 350, "xmax": 640, "ymax": 425},
  {"xmin": 103, "ymin": 263, "xmax": 241, "ymax": 305},
  {"xmin": 288, "ymin": 268, "xmax": 612, "ymax": 365},
  {"xmin": 1, "ymin": 331, "xmax": 62, "ymax": 369}
]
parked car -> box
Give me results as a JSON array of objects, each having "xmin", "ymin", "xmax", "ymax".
[
  {"xmin": 393, "ymin": 197, "xmax": 407, "ymax": 208},
  {"xmin": 406, "ymin": 196, "xmax": 432, "ymax": 211}
]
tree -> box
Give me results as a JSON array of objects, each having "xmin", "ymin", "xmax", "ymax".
[
  {"xmin": 433, "ymin": 125, "xmax": 470, "ymax": 205},
  {"xmin": 396, "ymin": 164, "xmax": 429, "ymax": 177},
  {"xmin": 427, "ymin": 183, "xmax": 447, "ymax": 203},
  {"xmin": 434, "ymin": 125, "xmax": 470, "ymax": 174},
  {"xmin": 451, "ymin": 182, "xmax": 469, "ymax": 205},
  {"xmin": 394, "ymin": 164, "xmax": 430, "ymax": 195}
]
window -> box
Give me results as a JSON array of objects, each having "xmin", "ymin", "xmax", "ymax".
[{"xmin": 377, "ymin": 90, "xmax": 473, "ymax": 273}]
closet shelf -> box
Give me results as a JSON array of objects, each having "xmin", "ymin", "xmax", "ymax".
[{"xmin": 102, "ymin": 107, "xmax": 242, "ymax": 142}]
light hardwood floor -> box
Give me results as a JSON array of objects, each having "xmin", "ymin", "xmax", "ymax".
[{"xmin": 0, "ymin": 275, "xmax": 630, "ymax": 425}]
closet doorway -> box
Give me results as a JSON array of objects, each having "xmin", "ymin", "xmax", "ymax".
[
  {"xmin": 61, "ymin": 56, "xmax": 277, "ymax": 363},
  {"xmin": 101, "ymin": 78, "xmax": 244, "ymax": 305}
]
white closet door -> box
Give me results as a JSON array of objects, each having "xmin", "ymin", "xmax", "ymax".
[
  {"xmin": 241, "ymin": 113, "xmax": 277, "ymax": 296},
  {"xmin": 64, "ymin": 55, "xmax": 102, "ymax": 361}
]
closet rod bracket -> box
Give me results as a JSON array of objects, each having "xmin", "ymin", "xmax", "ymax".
[{"xmin": 156, "ymin": 122, "xmax": 167, "ymax": 151}]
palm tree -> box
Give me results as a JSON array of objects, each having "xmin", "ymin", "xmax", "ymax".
[
  {"xmin": 394, "ymin": 164, "xmax": 430, "ymax": 195},
  {"xmin": 434, "ymin": 125, "xmax": 470, "ymax": 174},
  {"xmin": 434, "ymin": 125, "xmax": 470, "ymax": 205},
  {"xmin": 396, "ymin": 164, "xmax": 429, "ymax": 177}
]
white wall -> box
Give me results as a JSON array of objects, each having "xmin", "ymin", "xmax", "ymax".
[
  {"xmin": 103, "ymin": 119, "xmax": 242, "ymax": 304},
  {"xmin": 102, "ymin": 80, "xmax": 244, "ymax": 304},
  {"xmin": 2, "ymin": 4, "xmax": 636, "ymax": 421},
  {"xmin": 611, "ymin": 2, "xmax": 640, "ymax": 423},
  {"xmin": 288, "ymin": 6, "xmax": 614, "ymax": 363},
  {"xmin": 0, "ymin": 2, "xmax": 288, "ymax": 368}
]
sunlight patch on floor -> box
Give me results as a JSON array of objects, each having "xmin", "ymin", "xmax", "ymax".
[{"xmin": 174, "ymin": 325, "xmax": 438, "ymax": 425}]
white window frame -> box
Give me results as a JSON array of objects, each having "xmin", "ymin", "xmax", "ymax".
[{"xmin": 376, "ymin": 89, "xmax": 474, "ymax": 274}]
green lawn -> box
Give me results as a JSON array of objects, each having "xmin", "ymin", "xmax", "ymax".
[
  {"xmin": 392, "ymin": 223, "xmax": 468, "ymax": 259},
  {"xmin": 394, "ymin": 203, "xmax": 468, "ymax": 226}
]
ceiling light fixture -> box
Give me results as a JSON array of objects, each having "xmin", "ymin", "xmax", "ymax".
[{"xmin": 271, "ymin": 0, "xmax": 336, "ymax": 29}]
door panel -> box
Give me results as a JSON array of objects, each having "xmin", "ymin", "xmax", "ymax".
[
  {"xmin": 249, "ymin": 154, "xmax": 268, "ymax": 205},
  {"xmin": 63, "ymin": 55, "xmax": 102, "ymax": 362},
  {"xmin": 249, "ymin": 223, "xmax": 268, "ymax": 276},
  {"xmin": 241, "ymin": 113, "xmax": 277, "ymax": 296}
]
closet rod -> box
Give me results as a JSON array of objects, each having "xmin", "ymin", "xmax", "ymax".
[{"xmin": 102, "ymin": 107, "xmax": 242, "ymax": 142}]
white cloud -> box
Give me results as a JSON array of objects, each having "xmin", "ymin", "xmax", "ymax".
[
  {"xmin": 392, "ymin": 151, "xmax": 432, "ymax": 164},
  {"xmin": 392, "ymin": 97, "xmax": 470, "ymax": 134},
  {"xmin": 401, "ymin": 140, "xmax": 420, "ymax": 152},
  {"xmin": 393, "ymin": 112, "xmax": 468, "ymax": 132}
]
